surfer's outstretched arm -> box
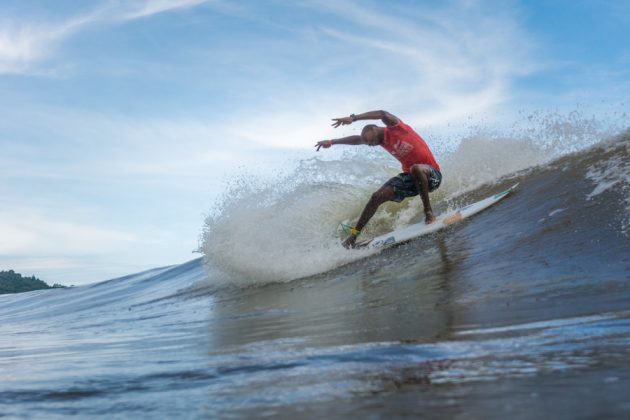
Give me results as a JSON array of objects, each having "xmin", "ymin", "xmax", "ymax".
[
  {"xmin": 332, "ymin": 110, "xmax": 399, "ymax": 128},
  {"xmin": 315, "ymin": 135, "xmax": 363, "ymax": 151}
]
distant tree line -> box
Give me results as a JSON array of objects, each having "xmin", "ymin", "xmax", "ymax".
[{"xmin": 0, "ymin": 270, "xmax": 66, "ymax": 294}]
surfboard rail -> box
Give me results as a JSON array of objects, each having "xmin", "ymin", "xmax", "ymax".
[{"xmin": 354, "ymin": 183, "xmax": 519, "ymax": 250}]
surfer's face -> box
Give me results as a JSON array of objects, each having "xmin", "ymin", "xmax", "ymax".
[{"xmin": 361, "ymin": 125, "xmax": 379, "ymax": 146}]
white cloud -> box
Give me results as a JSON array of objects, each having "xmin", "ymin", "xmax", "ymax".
[
  {"xmin": 0, "ymin": 256, "xmax": 84, "ymax": 271},
  {"xmin": 226, "ymin": 97, "xmax": 364, "ymax": 149},
  {"xmin": 306, "ymin": 0, "xmax": 537, "ymax": 122},
  {"xmin": 0, "ymin": 0, "xmax": 212, "ymax": 74},
  {"xmin": 0, "ymin": 255, "xmax": 164, "ymax": 285},
  {"xmin": 0, "ymin": 226, "xmax": 38, "ymax": 254},
  {"xmin": 206, "ymin": 0, "xmax": 538, "ymax": 149},
  {"xmin": 0, "ymin": 106, "xmax": 252, "ymax": 178},
  {"xmin": 0, "ymin": 14, "xmax": 97, "ymax": 74},
  {"xmin": 0, "ymin": 207, "xmax": 140, "ymax": 256},
  {"xmin": 118, "ymin": 0, "xmax": 211, "ymax": 20},
  {"xmin": 0, "ymin": 198, "xmax": 202, "ymax": 285}
]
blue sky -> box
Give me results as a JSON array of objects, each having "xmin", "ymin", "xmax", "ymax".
[{"xmin": 1, "ymin": 0, "xmax": 629, "ymax": 285}]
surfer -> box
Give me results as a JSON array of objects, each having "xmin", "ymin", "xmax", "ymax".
[{"xmin": 315, "ymin": 110, "xmax": 441, "ymax": 248}]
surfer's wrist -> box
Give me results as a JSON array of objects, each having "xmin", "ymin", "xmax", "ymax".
[{"xmin": 327, "ymin": 140, "xmax": 334, "ymax": 147}]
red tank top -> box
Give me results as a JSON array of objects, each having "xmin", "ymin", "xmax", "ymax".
[{"xmin": 382, "ymin": 120, "xmax": 440, "ymax": 173}]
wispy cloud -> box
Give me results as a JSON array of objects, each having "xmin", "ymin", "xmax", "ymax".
[
  {"xmin": 0, "ymin": 0, "xmax": 212, "ymax": 75},
  {"xmin": 0, "ymin": 198, "xmax": 193, "ymax": 284},
  {"xmin": 0, "ymin": 207, "xmax": 140, "ymax": 256},
  {"xmin": 117, "ymin": 0, "xmax": 211, "ymax": 20},
  {"xmin": 306, "ymin": 0, "xmax": 537, "ymax": 124},
  {"xmin": 210, "ymin": 0, "xmax": 539, "ymax": 148},
  {"xmin": 0, "ymin": 13, "xmax": 98, "ymax": 74}
]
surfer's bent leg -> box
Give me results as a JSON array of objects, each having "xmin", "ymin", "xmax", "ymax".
[
  {"xmin": 410, "ymin": 164, "xmax": 436, "ymax": 224},
  {"xmin": 343, "ymin": 186, "xmax": 395, "ymax": 248},
  {"xmin": 356, "ymin": 186, "xmax": 395, "ymax": 231}
]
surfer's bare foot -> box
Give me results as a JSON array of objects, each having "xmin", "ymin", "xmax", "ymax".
[
  {"xmin": 342, "ymin": 234, "xmax": 358, "ymax": 249},
  {"xmin": 425, "ymin": 210, "xmax": 435, "ymax": 224}
]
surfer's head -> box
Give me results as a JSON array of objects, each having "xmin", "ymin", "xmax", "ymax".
[{"xmin": 361, "ymin": 124, "xmax": 381, "ymax": 146}]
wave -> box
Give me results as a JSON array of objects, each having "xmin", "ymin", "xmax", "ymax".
[{"xmin": 201, "ymin": 119, "xmax": 629, "ymax": 286}]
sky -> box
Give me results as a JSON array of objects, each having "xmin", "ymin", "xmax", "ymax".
[{"xmin": 1, "ymin": 0, "xmax": 629, "ymax": 285}]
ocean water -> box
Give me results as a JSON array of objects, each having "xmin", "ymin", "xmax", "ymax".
[{"xmin": 1, "ymin": 127, "xmax": 629, "ymax": 418}]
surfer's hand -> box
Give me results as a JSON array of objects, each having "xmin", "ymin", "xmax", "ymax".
[
  {"xmin": 315, "ymin": 140, "xmax": 332, "ymax": 151},
  {"xmin": 332, "ymin": 116, "xmax": 353, "ymax": 128}
]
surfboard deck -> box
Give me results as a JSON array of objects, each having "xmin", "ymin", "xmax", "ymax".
[{"xmin": 354, "ymin": 183, "xmax": 519, "ymax": 250}]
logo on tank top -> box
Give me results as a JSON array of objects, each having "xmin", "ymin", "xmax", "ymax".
[{"xmin": 392, "ymin": 139, "xmax": 413, "ymax": 158}]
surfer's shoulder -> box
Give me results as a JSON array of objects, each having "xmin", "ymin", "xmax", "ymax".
[{"xmin": 380, "ymin": 111, "xmax": 400, "ymax": 127}]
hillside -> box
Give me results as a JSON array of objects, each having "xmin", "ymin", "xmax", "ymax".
[{"xmin": 0, "ymin": 270, "xmax": 65, "ymax": 294}]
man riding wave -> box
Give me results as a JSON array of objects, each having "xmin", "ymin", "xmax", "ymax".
[{"xmin": 315, "ymin": 110, "xmax": 442, "ymax": 248}]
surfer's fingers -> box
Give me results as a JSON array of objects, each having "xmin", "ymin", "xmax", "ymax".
[{"xmin": 331, "ymin": 118, "xmax": 343, "ymax": 128}]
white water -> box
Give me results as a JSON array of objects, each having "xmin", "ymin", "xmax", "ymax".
[{"xmin": 202, "ymin": 112, "xmax": 626, "ymax": 285}]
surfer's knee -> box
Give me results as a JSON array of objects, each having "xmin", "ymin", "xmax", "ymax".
[
  {"xmin": 371, "ymin": 187, "xmax": 394, "ymax": 204},
  {"xmin": 369, "ymin": 191, "xmax": 386, "ymax": 204},
  {"xmin": 410, "ymin": 164, "xmax": 431, "ymax": 178}
]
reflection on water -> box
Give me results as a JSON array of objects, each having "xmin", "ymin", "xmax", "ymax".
[{"xmin": 206, "ymin": 232, "xmax": 468, "ymax": 351}]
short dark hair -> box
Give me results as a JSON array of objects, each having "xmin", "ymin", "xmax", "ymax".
[{"xmin": 361, "ymin": 124, "xmax": 376, "ymax": 137}]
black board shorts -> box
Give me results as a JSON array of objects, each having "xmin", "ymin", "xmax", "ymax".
[{"xmin": 384, "ymin": 167, "xmax": 442, "ymax": 203}]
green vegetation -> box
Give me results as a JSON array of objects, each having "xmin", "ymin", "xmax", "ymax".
[{"xmin": 0, "ymin": 270, "xmax": 66, "ymax": 294}]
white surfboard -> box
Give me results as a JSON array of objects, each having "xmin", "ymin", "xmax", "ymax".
[{"xmin": 355, "ymin": 183, "xmax": 519, "ymax": 249}]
